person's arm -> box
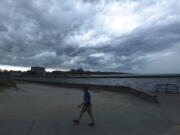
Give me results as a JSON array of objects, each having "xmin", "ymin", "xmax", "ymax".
[{"xmin": 78, "ymin": 102, "xmax": 84, "ymax": 108}]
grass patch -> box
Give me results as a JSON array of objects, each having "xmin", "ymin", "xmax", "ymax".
[{"xmin": 0, "ymin": 79, "xmax": 17, "ymax": 92}]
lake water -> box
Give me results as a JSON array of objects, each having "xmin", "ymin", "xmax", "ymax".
[{"xmin": 14, "ymin": 77, "xmax": 180, "ymax": 93}]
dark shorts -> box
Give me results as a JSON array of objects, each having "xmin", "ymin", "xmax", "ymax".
[{"xmin": 81, "ymin": 105, "xmax": 92, "ymax": 113}]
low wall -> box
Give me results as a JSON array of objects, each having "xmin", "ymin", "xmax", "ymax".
[{"xmin": 15, "ymin": 78, "xmax": 158, "ymax": 103}]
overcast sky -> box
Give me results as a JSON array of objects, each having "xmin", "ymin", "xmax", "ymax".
[{"xmin": 0, "ymin": 0, "xmax": 180, "ymax": 73}]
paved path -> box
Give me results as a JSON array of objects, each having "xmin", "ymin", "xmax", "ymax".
[
  {"xmin": 0, "ymin": 83, "xmax": 173, "ymax": 135},
  {"xmin": 159, "ymin": 95, "xmax": 180, "ymax": 135}
]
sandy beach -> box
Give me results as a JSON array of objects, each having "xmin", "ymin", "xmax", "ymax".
[{"xmin": 0, "ymin": 82, "xmax": 180, "ymax": 135}]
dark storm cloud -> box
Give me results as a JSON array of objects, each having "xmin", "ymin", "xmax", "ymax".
[
  {"xmin": 0, "ymin": 0, "xmax": 180, "ymax": 73},
  {"xmin": 112, "ymin": 21, "xmax": 180, "ymax": 54},
  {"xmin": 0, "ymin": 24, "xmax": 7, "ymax": 32}
]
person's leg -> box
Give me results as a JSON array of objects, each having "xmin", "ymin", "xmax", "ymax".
[
  {"xmin": 87, "ymin": 107, "xmax": 95, "ymax": 126},
  {"xmin": 73, "ymin": 106, "xmax": 86, "ymax": 124},
  {"xmin": 78, "ymin": 108, "xmax": 86, "ymax": 121}
]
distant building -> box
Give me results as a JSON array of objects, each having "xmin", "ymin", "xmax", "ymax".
[{"xmin": 31, "ymin": 67, "xmax": 46, "ymax": 76}]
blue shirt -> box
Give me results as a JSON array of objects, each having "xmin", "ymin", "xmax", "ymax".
[{"xmin": 84, "ymin": 91, "xmax": 91, "ymax": 107}]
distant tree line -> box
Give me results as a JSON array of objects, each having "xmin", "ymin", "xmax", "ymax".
[
  {"xmin": 0, "ymin": 68, "xmax": 124, "ymax": 78},
  {"xmin": 50, "ymin": 68, "xmax": 123, "ymax": 76}
]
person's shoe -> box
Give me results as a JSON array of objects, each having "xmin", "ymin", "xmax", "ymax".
[
  {"xmin": 88, "ymin": 122, "xmax": 95, "ymax": 126},
  {"xmin": 73, "ymin": 120, "xmax": 79, "ymax": 124}
]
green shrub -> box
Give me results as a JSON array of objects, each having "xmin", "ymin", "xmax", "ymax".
[{"xmin": 0, "ymin": 79, "xmax": 17, "ymax": 91}]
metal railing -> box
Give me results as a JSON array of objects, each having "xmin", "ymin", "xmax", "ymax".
[{"xmin": 155, "ymin": 84, "xmax": 179, "ymax": 94}]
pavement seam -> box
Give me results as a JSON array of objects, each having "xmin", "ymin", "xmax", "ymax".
[{"xmin": 26, "ymin": 120, "xmax": 37, "ymax": 135}]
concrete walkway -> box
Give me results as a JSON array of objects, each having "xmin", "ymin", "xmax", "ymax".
[
  {"xmin": 159, "ymin": 95, "xmax": 180, "ymax": 135},
  {"xmin": 0, "ymin": 83, "xmax": 174, "ymax": 135}
]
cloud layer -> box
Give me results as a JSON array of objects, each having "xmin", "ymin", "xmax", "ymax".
[{"xmin": 0, "ymin": 0, "xmax": 180, "ymax": 73}]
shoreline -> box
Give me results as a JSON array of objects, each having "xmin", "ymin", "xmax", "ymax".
[
  {"xmin": 12, "ymin": 76, "xmax": 180, "ymax": 94},
  {"xmin": 13, "ymin": 78, "xmax": 159, "ymax": 103},
  {"xmin": 13, "ymin": 74, "xmax": 180, "ymax": 78}
]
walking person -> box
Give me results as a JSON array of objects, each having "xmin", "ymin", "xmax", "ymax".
[{"xmin": 73, "ymin": 87, "xmax": 95, "ymax": 126}]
